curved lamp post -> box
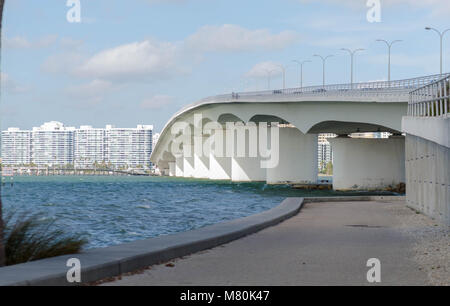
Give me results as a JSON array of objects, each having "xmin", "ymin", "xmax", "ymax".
[
  {"xmin": 292, "ymin": 59, "xmax": 311, "ymax": 89},
  {"xmin": 425, "ymin": 27, "xmax": 450, "ymax": 75},
  {"xmin": 376, "ymin": 39, "xmax": 402, "ymax": 83},
  {"xmin": 313, "ymin": 54, "xmax": 334, "ymax": 87},
  {"xmin": 275, "ymin": 64, "xmax": 286, "ymax": 89},
  {"xmin": 340, "ymin": 48, "xmax": 364, "ymax": 87},
  {"xmin": 264, "ymin": 69, "xmax": 276, "ymax": 90}
]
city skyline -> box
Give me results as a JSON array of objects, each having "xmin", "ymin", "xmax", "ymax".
[
  {"xmin": 1, "ymin": 121, "xmax": 153, "ymax": 168},
  {"xmin": 2, "ymin": 0, "xmax": 450, "ymax": 132}
]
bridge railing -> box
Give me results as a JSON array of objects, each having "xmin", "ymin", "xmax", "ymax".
[
  {"xmin": 408, "ymin": 75, "xmax": 450, "ymax": 117},
  {"xmin": 172, "ymin": 73, "xmax": 450, "ymax": 123},
  {"xmin": 194, "ymin": 73, "xmax": 450, "ymax": 104}
]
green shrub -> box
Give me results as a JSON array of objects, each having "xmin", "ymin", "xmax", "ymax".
[{"xmin": 3, "ymin": 212, "xmax": 87, "ymax": 266}]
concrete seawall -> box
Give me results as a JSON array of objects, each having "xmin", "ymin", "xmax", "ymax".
[{"xmin": 0, "ymin": 197, "xmax": 304, "ymax": 286}]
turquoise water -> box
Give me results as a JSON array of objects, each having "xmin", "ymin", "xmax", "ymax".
[{"xmin": 1, "ymin": 176, "xmax": 393, "ymax": 249}]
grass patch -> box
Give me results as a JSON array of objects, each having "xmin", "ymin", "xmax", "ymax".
[{"xmin": 3, "ymin": 212, "xmax": 87, "ymax": 266}]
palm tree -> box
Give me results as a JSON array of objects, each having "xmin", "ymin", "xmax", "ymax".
[{"xmin": 0, "ymin": 0, "xmax": 6, "ymax": 267}]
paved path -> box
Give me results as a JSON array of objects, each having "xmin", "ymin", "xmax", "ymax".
[{"xmin": 102, "ymin": 200, "xmax": 428, "ymax": 286}]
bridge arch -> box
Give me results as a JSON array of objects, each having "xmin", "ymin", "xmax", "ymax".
[{"xmin": 307, "ymin": 120, "xmax": 401, "ymax": 135}]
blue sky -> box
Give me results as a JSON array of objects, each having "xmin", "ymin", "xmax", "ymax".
[{"xmin": 2, "ymin": 0, "xmax": 450, "ymax": 132}]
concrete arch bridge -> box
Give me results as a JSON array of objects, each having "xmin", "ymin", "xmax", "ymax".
[{"xmin": 151, "ymin": 73, "xmax": 449, "ymax": 190}]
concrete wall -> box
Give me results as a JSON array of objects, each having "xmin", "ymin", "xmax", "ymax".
[
  {"xmin": 405, "ymin": 134, "xmax": 450, "ymax": 226},
  {"xmin": 330, "ymin": 137, "xmax": 405, "ymax": 190}
]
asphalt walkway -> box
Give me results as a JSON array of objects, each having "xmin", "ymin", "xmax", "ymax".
[{"xmin": 102, "ymin": 200, "xmax": 427, "ymax": 286}]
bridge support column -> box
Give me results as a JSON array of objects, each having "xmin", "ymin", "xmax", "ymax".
[
  {"xmin": 175, "ymin": 157, "xmax": 184, "ymax": 177},
  {"xmin": 329, "ymin": 137, "xmax": 405, "ymax": 190},
  {"xmin": 230, "ymin": 124, "xmax": 265, "ymax": 182},
  {"xmin": 231, "ymin": 157, "xmax": 265, "ymax": 182},
  {"xmin": 193, "ymin": 154, "xmax": 209, "ymax": 178},
  {"xmin": 210, "ymin": 155, "xmax": 231, "ymax": 180},
  {"xmin": 208, "ymin": 128, "xmax": 231, "ymax": 180},
  {"xmin": 183, "ymin": 144, "xmax": 195, "ymax": 178},
  {"xmin": 266, "ymin": 127, "xmax": 318, "ymax": 184},
  {"xmin": 168, "ymin": 162, "xmax": 176, "ymax": 177},
  {"xmin": 193, "ymin": 135, "xmax": 210, "ymax": 179}
]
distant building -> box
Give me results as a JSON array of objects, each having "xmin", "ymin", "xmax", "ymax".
[
  {"xmin": 318, "ymin": 133, "xmax": 335, "ymax": 171},
  {"xmin": 1, "ymin": 122, "xmax": 153, "ymax": 169},
  {"xmin": 1, "ymin": 127, "xmax": 32, "ymax": 165},
  {"xmin": 105, "ymin": 125, "xmax": 153, "ymax": 169},
  {"xmin": 32, "ymin": 121, "xmax": 75, "ymax": 166},
  {"xmin": 74, "ymin": 125, "xmax": 106, "ymax": 168}
]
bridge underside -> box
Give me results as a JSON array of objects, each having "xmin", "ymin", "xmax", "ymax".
[{"xmin": 152, "ymin": 101, "xmax": 408, "ymax": 190}]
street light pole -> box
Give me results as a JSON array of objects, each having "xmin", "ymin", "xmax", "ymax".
[
  {"xmin": 341, "ymin": 48, "xmax": 364, "ymax": 87},
  {"xmin": 276, "ymin": 64, "xmax": 286, "ymax": 89},
  {"xmin": 425, "ymin": 27, "xmax": 450, "ymax": 75},
  {"xmin": 292, "ymin": 60, "xmax": 311, "ymax": 89},
  {"xmin": 264, "ymin": 69, "xmax": 276, "ymax": 90},
  {"xmin": 313, "ymin": 54, "xmax": 334, "ymax": 87},
  {"xmin": 376, "ymin": 39, "xmax": 402, "ymax": 83}
]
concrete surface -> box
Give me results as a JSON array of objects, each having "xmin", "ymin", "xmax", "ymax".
[
  {"xmin": 402, "ymin": 116, "xmax": 450, "ymax": 149},
  {"xmin": 329, "ymin": 137, "xmax": 406, "ymax": 190},
  {"xmin": 0, "ymin": 198, "xmax": 302, "ymax": 286},
  {"xmin": 405, "ymin": 133, "xmax": 450, "ymax": 225},
  {"xmin": 103, "ymin": 200, "xmax": 428, "ymax": 286}
]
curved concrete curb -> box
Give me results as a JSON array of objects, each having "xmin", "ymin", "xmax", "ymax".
[{"xmin": 0, "ymin": 197, "xmax": 304, "ymax": 286}]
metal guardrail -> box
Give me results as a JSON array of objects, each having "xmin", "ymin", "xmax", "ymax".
[
  {"xmin": 204, "ymin": 73, "xmax": 450, "ymax": 101},
  {"xmin": 408, "ymin": 75, "xmax": 450, "ymax": 117},
  {"xmin": 171, "ymin": 73, "xmax": 450, "ymax": 118}
]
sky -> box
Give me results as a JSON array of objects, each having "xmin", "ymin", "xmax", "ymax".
[{"xmin": 1, "ymin": 0, "xmax": 450, "ymax": 132}]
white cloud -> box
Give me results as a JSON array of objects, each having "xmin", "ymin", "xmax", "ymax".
[
  {"xmin": 4, "ymin": 35, "xmax": 58, "ymax": 49},
  {"xmin": 41, "ymin": 25, "xmax": 300, "ymax": 84},
  {"xmin": 1, "ymin": 73, "xmax": 29, "ymax": 94},
  {"xmin": 75, "ymin": 40, "xmax": 185, "ymax": 82},
  {"xmin": 245, "ymin": 61, "xmax": 284, "ymax": 78},
  {"xmin": 185, "ymin": 24, "xmax": 300, "ymax": 52},
  {"xmin": 140, "ymin": 95, "xmax": 174, "ymax": 110},
  {"xmin": 65, "ymin": 79, "xmax": 114, "ymax": 105}
]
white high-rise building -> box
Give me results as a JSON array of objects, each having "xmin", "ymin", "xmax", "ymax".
[
  {"xmin": 105, "ymin": 125, "xmax": 153, "ymax": 169},
  {"xmin": 74, "ymin": 126, "xmax": 106, "ymax": 168},
  {"xmin": 1, "ymin": 122, "xmax": 153, "ymax": 169},
  {"xmin": 1, "ymin": 128, "xmax": 32, "ymax": 166},
  {"xmin": 32, "ymin": 121, "xmax": 75, "ymax": 166}
]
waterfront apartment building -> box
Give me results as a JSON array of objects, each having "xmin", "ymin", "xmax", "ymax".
[
  {"xmin": 31, "ymin": 121, "xmax": 75, "ymax": 166},
  {"xmin": 74, "ymin": 126, "xmax": 106, "ymax": 168},
  {"xmin": 1, "ymin": 122, "xmax": 153, "ymax": 169},
  {"xmin": 105, "ymin": 125, "xmax": 153, "ymax": 169},
  {"xmin": 1, "ymin": 128, "xmax": 32, "ymax": 165}
]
